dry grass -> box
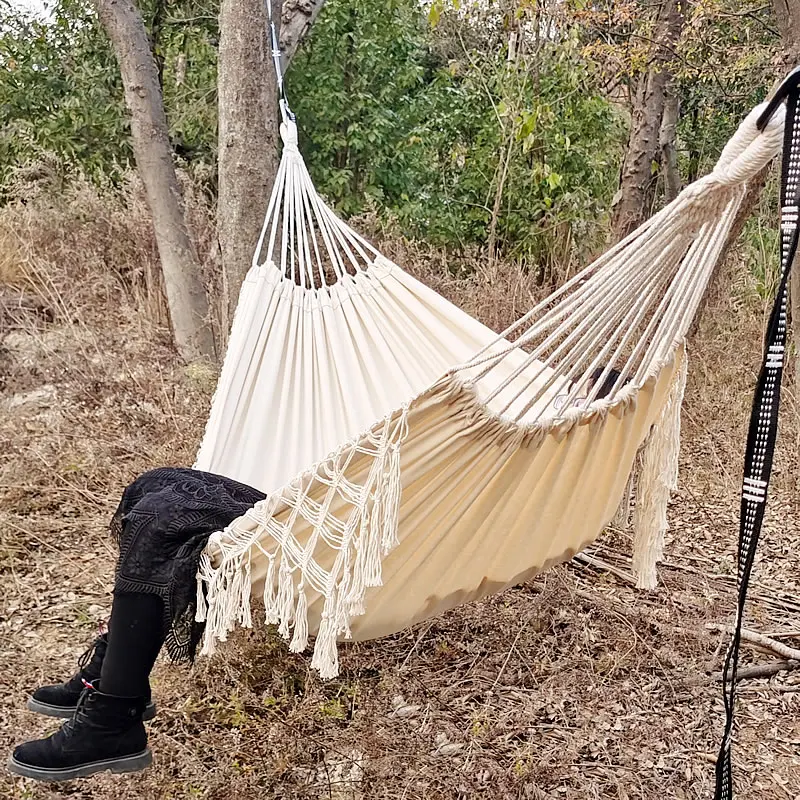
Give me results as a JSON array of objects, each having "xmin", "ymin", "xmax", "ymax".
[
  {"xmin": 1, "ymin": 179, "xmax": 800, "ymax": 800},
  {"xmin": 0, "ymin": 223, "xmax": 26, "ymax": 286}
]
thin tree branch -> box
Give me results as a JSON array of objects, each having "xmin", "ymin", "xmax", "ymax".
[
  {"xmin": 706, "ymin": 623, "xmax": 800, "ymax": 661},
  {"xmin": 280, "ymin": 0, "xmax": 327, "ymax": 66},
  {"xmin": 723, "ymin": 660, "xmax": 800, "ymax": 681}
]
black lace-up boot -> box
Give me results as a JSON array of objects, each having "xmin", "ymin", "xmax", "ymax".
[
  {"xmin": 27, "ymin": 634, "xmax": 156, "ymax": 721},
  {"xmin": 8, "ymin": 684, "xmax": 152, "ymax": 781}
]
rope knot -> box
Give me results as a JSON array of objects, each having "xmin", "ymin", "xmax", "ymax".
[
  {"xmin": 709, "ymin": 101, "xmax": 784, "ymax": 187},
  {"xmin": 281, "ymin": 119, "xmax": 299, "ymax": 153}
]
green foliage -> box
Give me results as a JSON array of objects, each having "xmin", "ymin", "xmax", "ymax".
[
  {"xmin": 0, "ymin": 0, "xmax": 780, "ymax": 275},
  {"xmin": 407, "ymin": 30, "xmax": 623, "ymax": 272},
  {"xmin": 676, "ymin": 0, "xmax": 776, "ymax": 180},
  {"xmin": 142, "ymin": 0, "xmax": 219, "ymax": 169},
  {"xmin": 741, "ymin": 177, "xmax": 781, "ymax": 301},
  {"xmin": 287, "ymin": 0, "xmax": 431, "ymax": 217},
  {"xmin": 0, "ymin": 0, "xmax": 218, "ymax": 196},
  {"xmin": 573, "ymin": 0, "xmax": 776, "ymax": 184},
  {"xmin": 289, "ymin": 0, "xmax": 623, "ymax": 272},
  {"xmin": 0, "ymin": 0, "xmax": 129, "ymax": 190}
]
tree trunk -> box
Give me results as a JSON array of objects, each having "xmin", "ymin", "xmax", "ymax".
[
  {"xmin": 95, "ymin": 0, "xmax": 215, "ymax": 364},
  {"xmin": 280, "ymin": 0, "xmax": 327, "ymax": 64},
  {"xmin": 217, "ymin": 0, "xmax": 280, "ymax": 326},
  {"xmin": 611, "ymin": 0, "xmax": 684, "ymax": 241},
  {"xmin": 660, "ymin": 82, "xmax": 681, "ymax": 203},
  {"xmin": 773, "ymin": 0, "xmax": 800, "ymax": 58},
  {"xmin": 217, "ymin": 0, "xmax": 327, "ymax": 327}
]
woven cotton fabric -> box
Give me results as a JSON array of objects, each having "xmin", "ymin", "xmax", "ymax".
[{"xmin": 193, "ymin": 103, "xmax": 784, "ymax": 679}]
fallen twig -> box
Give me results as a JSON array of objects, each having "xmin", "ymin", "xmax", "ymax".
[
  {"xmin": 725, "ymin": 660, "xmax": 800, "ymax": 681},
  {"xmin": 705, "ymin": 623, "xmax": 800, "ymax": 661},
  {"xmin": 572, "ymin": 552, "xmax": 636, "ymax": 585},
  {"xmin": 682, "ymin": 659, "xmax": 800, "ymax": 687}
]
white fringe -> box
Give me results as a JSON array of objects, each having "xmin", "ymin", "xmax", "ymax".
[
  {"xmin": 311, "ymin": 601, "xmax": 341, "ymax": 680},
  {"xmin": 276, "ymin": 557, "xmax": 294, "ymax": 639},
  {"xmin": 611, "ymin": 462, "xmax": 637, "ymax": 530},
  {"xmin": 631, "ymin": 354, "xmax": 688, "ymax": 590},
  {"xmin": 289, "ymin": 583, "xmax": 309, "ymax": 652},
  {"xmin": 380, "ymin": 445, "xmax": 402, "ymax": 552},
  {"xmin": 196, "ymin": 406, "xmax": 409, "ymax": 679},
  {"xmin": 263, "ymin": 554, "xmax": 279, "ymax": 624}
]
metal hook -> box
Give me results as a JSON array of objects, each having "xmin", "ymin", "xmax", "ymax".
[{"xmin": 757, "ymin": 64, "xmax": 800, "ymax": 131}]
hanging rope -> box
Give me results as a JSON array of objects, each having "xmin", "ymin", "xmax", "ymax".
[
  {"xmin": 713, "ymin": 66, "xmax": 800, "ymax": 800},
  {"xmin": 264, "ymin": 0, "xmax": 293, "ymax": 123},
  {"xmin": 250, "ymin": 0, "xmax": 381, "ymax": 284}
]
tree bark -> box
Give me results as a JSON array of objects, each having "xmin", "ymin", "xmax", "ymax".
[
  {"xmin": 95, "ymin": 0, "xmax": 215, "ymax": 363},
  {"xmin": 217, "ymin": 0, "xmax": 327, "ymax": 327},
  {"xmin": 773, "ymin": 0, "xmax": 800, "ymax": 58},
  {"xmin": 217, "ymin": 0, "xmax": 280, "ymax": 326},
  {"xmin": 611, "ymin": 0, "xmax": 684, "ymax": 241},
  {"xmin": 660, "ymin": 82, "xmax": 681, "ymax": 203},
  {"xmin": 280, "ymin": 0, "xmax": 327, "ymax": 64}
]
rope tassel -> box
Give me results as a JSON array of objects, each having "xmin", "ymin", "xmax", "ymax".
[
  {"xmin": 263, "ymin": 555, "xmax": 279, "ymax": 624},
  {"xmin": 289, "ymin": 583, "xmax": 309, "ymax": 653},
  {"xmin": 632, "ymin": 354, "xmax": 688, "ymax": 589}
]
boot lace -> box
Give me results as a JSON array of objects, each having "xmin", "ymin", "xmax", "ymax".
[
  {"xmin": 76, "ymin": 641, "xmax": 98, "ymax": 672},
  {"xmin": 62, "ymin": 683, "xmax": 94, "ymax": 736},
  {"xmin": 76, "ymin": 623, "xmax": 106, "ymax": 671}
]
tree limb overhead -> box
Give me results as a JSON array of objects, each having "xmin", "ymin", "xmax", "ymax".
[{"xmin": 280, "ymin": 0, "xmax": 326, "ymax": 65}]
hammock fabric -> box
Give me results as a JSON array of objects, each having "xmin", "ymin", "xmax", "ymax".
[{"xmin": 192, "ymin": 98, "xmax": 785, "ymax": 680}]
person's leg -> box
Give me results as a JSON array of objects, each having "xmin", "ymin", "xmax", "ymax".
[
  {"xmin": 9, "ymin": 467, "xmax": 266, "ymax": 782},
  {"xmin": 24, "ymin": 467, "xmax": 197, "ymax": 720},
  {"xmin": 27, "ymin": 608, "xmax": 160, "ymax": 720},
  {"xmin": 7, "ymin": 592, "xmax": 166, "ymax": 782},
  {"xmin": 99, "ymin": 592, "xmax": 165, "ymax": 697}
]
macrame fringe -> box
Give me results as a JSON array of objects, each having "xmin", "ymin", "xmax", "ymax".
[
  {"xmin": 631, "ymin": 353, "xmax": 688, "ymax": 589},
  {"xmin": 289, "ymin": 583, "xmax": 309, "ymax": 653},
  {"xmin": 277, "ymin": 557, "xmax": 294, "ymax": 639},
  {"xmin": 380, "ymin": 444, "xmax": 402, "ymax": 552},
  {"xmin": 195, "ymin": 574, "xmax": 207, "ymax": 623},
  {"xmin": 311, "ymin": 605, "xmax": 341, "ymax": 679},
  {"xmin": 196, "ymin": 407, "xmax": 409, "ymax": 679},
  {"xmin": 611, "ymin": 462, "xmax": 637, "ymax": 530},
  {"xmin": 263, "ymin": 555, "xmax": 279, "ymax": 624}
]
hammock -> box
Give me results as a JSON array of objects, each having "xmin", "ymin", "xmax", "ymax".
[{"xmin": 192, "ymin": 87, "xmax": 784, "ymax": 679}]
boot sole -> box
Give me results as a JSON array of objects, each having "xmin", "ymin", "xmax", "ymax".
[
  {"xmin": 26, "ymin": 697, "xmax": 157, "ymax": 721},
  {"xmin": 7, "ymin": 748, "xmax": 152, "ymax": 782}
]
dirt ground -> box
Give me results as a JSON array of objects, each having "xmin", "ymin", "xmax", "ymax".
[{"xmin": 1, "ymin": 237, "xmax": 799, "ymax": 800}]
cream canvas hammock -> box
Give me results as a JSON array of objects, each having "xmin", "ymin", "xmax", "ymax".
[{"xmin": 192, "ymin": 94, "xmax": 784, "ymax": 680}]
